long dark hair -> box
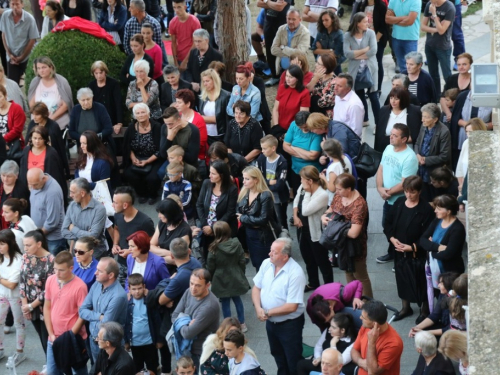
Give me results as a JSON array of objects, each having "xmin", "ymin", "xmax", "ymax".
[
  {"xmin": 310, "ymin": 294, "xmax": 331, "ymax": 324},
  {"xmin": 156, "ymin": 198, "xmax": 184, "ymax": 227},
  {"xmin": 285, "ymin": 65, "xmax": 305, "ymax": 93},
  {"xmin": 332, "ymin": 313, "xmax": 357, "ymax": 341},
  {"xmin": 208, "ymin": 221, "xmax": 232, "ymax": 253},
  {"xmin": 210, "ymin": 160, "xmax": 233, "ymax": 194},
  {"xmin": 347, "ymin": 12, "xmax": 367, "ymax": 35},
  {"xmin": 317, "ymin": 10, "xmax": 341, "ymax": 34},
  {"xmin": 101, "ymin": 0, "xmax": 124, "ymax": 14},
  {"xmin": 3, "ymin": 198, "xmax": 29, "ymax": 222},
  {"xmin": 76, "ymin": 130, "xmax": 114, "ymax": 170},
  {"xmin": 0, "ymin": 229, "xmax": 22, "ymax": 267}
]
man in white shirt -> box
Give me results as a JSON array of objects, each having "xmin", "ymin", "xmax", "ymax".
[
  {"xmin": 333, "ymin": 73, "xmax": 365, "ymax": 138},
  {"xmin": 252, "ymin": 238, "xmax": 306, "ymax": 375},
  {"xmin": 302, "ymin": 0, "xmax": 338, "ymax": 46}
]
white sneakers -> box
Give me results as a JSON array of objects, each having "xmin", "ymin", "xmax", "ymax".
[{"xmin": 6, "ymin": 352, "xmax": 26, "ymax": 368}]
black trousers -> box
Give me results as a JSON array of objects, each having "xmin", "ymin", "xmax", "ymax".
[
  {"xmin": 131, "ymin": 344, "xmax": 159, "ymax": 373},
  {"xmin": 299, "ymin": 225, "xmax": 333, "ymax": 288},
  {"xmin": 7, "ymin": 61, "xmax": 28, "ymax": 85},
  {"xmin": 264, "ymin": 17, "xmax": 285, "ymax": 78},
  {"xmin": 123, "ymin": 159, "xmax": 163, "ymax": 198},
  {"xmin": 31, "ymin": 318, "xmax": 49, "ymax": 354}
]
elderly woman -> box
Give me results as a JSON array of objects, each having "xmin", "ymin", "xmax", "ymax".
[
  {"xmin": 73, "ymin": 236, "xmax": 98, "ymax": 290},
  {"xmin": 0, "ymin": 84, "xmax": 25, "ymax": 158},
  {"xmin": 273, "ymin": 65, "xmax": 311, "ymax": 132},
  {"xmin": 0, "ymin": 161, "xmax": 30, "ymax": 230},
  {"xmin": 440, "ymin": 53, "xmax": 473, "ymax": 122},
  {"xmin": 126, "ymin": 60, "xmax": 162, "ymax": 121},
  {"xmin": 412, "ymin": 331, "xmax": 455, "ymax": 374},
  {"xmin": 125, "ymin": 230, "xmax": 169, "ymax": 291},
  {"xmin": 383, "ymin": 73, "xmax": 420, "ymax": 106},
  {"xmin": 313, "ymin": 10, "xmax": 345, "ymax": 76},
  {"xmin": 375, "ymin": 86, "xmax": 421, "ymax": 152},
  {"xmin": 41, "ymin": 0, "xmax": 69, "ymax": 38},
  {"xmin": 405, "ymin": 52, "xmax": 438, "ymax": 107},
  {"xmin": 344, "ymin": 12, "xmax": 380, "ymax": 128},
  {"xmin": 321, "ymin": 173, "xmax": 373, "ymax": 298},
  {"xmin": 123, "ymin": 103, "xmax": 163, "ymax": 205},
  {"xmin": 226, "ymin": 62, "xmax": 263, "ymax": 123},
  {"xmin": 28, "ymin": 57, "xmax": 74, "ymax": 131},
  {"xmin": 98, "ymin": 0, "xmax": 127, "ymax": 46},
  {"xmin": 384, "ymin": 176, "xmax": 434, "ymax": 321},
  {"xmin": 224, "ymin": 101, "xmax": 262, "ymax": 163},
  {"xmin": 185, "ymin": 29, "xmax": 222, "ymax": 90},
  {"xmin": 199, "ymin": 69, "xmax": 231, "ymax": 142},
  {"xmin": 120, "ymin": 34, "xmax": 155, "ymax": 85},
  {"xmin": 88, "ymin": 61, "xmax": 123, "ymax": 135},
  {"xmin": 0, "ymin": 65, "xmax": 28, "ymax": 112},
  {"xmin": 283, "ymin": 111, "xmax": 322, "ymax": 193},
  {"xmin": 414, "ymin": 103, "xmax": 452, "ymax": 202},
  {"xmin": 27, "ymin": 102, "xmax": 68, "ymax": 177},
  {"xmin": 69, "ymin": 87, "xmax": 113, "ymax": 149},
  {"xmin": 160, "ymin": 65, "xmax": 193, "ymax": 111},
  {"xmin": 420, "ymin": 194, "xmax": 466, "ymax": 278},
  {"xmin": 308, "ymin": 54, "xmax": 337, "ymax": 119}
]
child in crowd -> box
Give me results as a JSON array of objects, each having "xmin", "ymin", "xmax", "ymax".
[
  {"xmin": 448, "ymin": 273, "xmax": 468, "ymax": 331},
  {"xmin": 124, "ymin": 273, "xmax": 162, "ymax": 374},
  {"xmin": 223, "ymin": 329, "xmax": 265, "ymax": 375},
  {"xmin": 166, "ymin": 145, "xmax": 202, "ymax": 201},
  {"xmin": 441, "ymin": 88, "xmax": 459, "ymax": 126},
  {"xmin": 162, "ymin": 161, "xmax": 194, "ymax": 220},
  {"xmin": 256, "ymin": 135, "xmax": 289, "ymax": 230},
  {"xmin": 176, "ymin": 356, "xmax": 196, "ymax": 375},
  {"xmin": 320, "ymin": 139, "xmax": 353, "ymax": 205},
  {"xmin": 207, "ymin": 221, "xmax": 250, "ymax": 332}
]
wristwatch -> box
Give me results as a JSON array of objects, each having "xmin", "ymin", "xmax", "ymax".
[{"xmin": 28, "ymin": 303, "xmax": 34, "ymax": 312}]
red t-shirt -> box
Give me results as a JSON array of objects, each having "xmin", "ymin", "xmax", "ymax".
[
  {"xmin": 45, "ymin": 274, "xmax": 88, "ymax": 339},
  {"xmin": 169, "ymin": 15, "xmax": 201, "ymax": 62},
  {"xmin": 28, "ymin": 149, "xmax": 46, "ymax": 171},
  {"xmin": 190, "ymin": 111, "xmax": 208, "ymax": 160},
  {"xmin": 279, "ymin": 70, "xmax": 314, "ymax": 89},
  {"xmin": 145, "ymin": 44, "xmax": 163, "ymax": 79},
  {"xmin": 276, "ymin": 86, "xmax": 311, "ymax": 131},
  {"xmin": 352, "ymin": 325, "xmax": 404, "ymax": 375}
]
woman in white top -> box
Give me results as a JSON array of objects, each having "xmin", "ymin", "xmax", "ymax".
[
  {"xmin": 320, "ymin": 139, "xmax": 353, "ymax": 205},
  {"xmin": 293, "ymin": 166, "xmax": 331, "ymax": 292},
  {"xmin": 0, "ymin": 229, "xmax": 25, "ymax": 360},
  {"xmin": 1, "ymin": 198, "xmax": 37, "ymax": 251}
]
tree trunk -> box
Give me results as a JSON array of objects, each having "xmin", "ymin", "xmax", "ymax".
[{"xmin": 216, "ymin": 0, "xmax": 249, "ymax": 84}]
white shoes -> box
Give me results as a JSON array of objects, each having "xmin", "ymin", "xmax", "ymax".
[
  {"xmin": 6, "ymin": 352, "xmax": 26, "ymax": 368},
  {"xmin": 3, "ymin": 326, "xmax": 11, "ymax": 334},
  {"xmin": 241, "ymin": 323, "xmax": 248, "ymax": 333}
]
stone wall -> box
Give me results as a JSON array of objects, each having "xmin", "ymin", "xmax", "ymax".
[{"xmin": 468, "ymin": 0, "xmax": 500, "ymax": 372}]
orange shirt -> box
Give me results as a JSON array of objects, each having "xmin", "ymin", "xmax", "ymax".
[
  {"xmin": 28, "ymin": 149, "xmax": 46, "ymax": 171},
  {"xmin": 353, "ymin": 325, "xmax": 404, "ymax": 375}
]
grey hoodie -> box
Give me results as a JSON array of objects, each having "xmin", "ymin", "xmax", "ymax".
[{"xmin": 229, "ymin": 353, "xmax": 264, "ymax": 375}]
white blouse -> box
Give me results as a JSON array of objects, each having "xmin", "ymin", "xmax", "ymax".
[{"xmin": 386, "ymin": 108, "xmax": 408, "ymax": 135}]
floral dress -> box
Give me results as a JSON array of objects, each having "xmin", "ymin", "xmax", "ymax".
[
  {"xmin": 310, "ymin": 76, "xmax": 336, "ymax": 119},
  {"xmin": 19, "ymin": 253, "xmax": 55, "ymax": 321},
  {"xmin": 199, "ymin": 349, "xmax": 230, "ymax": 375}
]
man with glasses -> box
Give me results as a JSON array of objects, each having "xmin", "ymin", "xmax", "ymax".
[
  {"xmin": 79, "ymin": 257, "xmax": 128, "ymax": 366},
  {"xmin": 95, "ymin": 322, "xmax": 135, "ymax": 375},
  {"xmin": 44, "ymin": 251, "xmax": 89, "ymax": 375},
  {"xmin": 375, "ymin": 123, "xmax": 418, "ymax": 263}
]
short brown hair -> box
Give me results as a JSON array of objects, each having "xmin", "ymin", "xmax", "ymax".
[
  {"xmin": 233, "ymin": 100, "xmax": 251, "ymax": 117},
  {"xmin": 319, "ymin": 53, "xmax": 337, "ymax": 74},
  {"xmin": 167, "ymin": 145, "xmax": 185, "ymax": 157},
  {"xmin": 191, "ymin": 268, "xmax": 211, "ymax": 284},
  {"xmin": 91, "ymin": 60, "xmax": 109, "ymax": 75},
  {"xmin": 306, "ymin": 112, "xmax": 329, "ymax": 131},
  {"xmin": 175, "ymin": 89, "xmax": 196, "ymax": 107},
  {"xmin": 289, "ymin": 51, "xmax": 309, "ymax": 75},
  {"xmin": 335, "ymin": 173, "xmax": 356, "ymax": 190},
  {"xmin": 260, "ymin": 134, "xmax": 278, "ymax": 148},
  {"xmin": 162, "ymin": 107, "xmax": 180, "ymax": 120},
  {"xmin": 167, "ymin": 160, "xmax": 184, "ymax": 174},
  {"xmin": 54, "ymin": 250, "xmax": 74, "ymax": 267},
  {"xmin": 128, "ymin": 273, "xmax": 145, "ymax": 286},
  {"xmin": 402, "ymin": 175, "xmax": 423, "ymax": 192},
  {"xmin": 443, "ymin": 88, "xmax": 459, "ymax": 102},
  {"xmin": 176, "ymin": 356, "xmax": 195, "ymax": 369},
  {"xmin": 388, "ymin": 86, "xmax": 410, "ymax": 110},
  {"xmin": 130, "ymin": 33, "xmax": 145, "ymax": 45},
  {"xmin": 31, "ymin": 102, "xmax": 50, "ymax": 119},
  {"xmin": 433, "ymin": 194, "xmax": 459, "ymax": 216}
]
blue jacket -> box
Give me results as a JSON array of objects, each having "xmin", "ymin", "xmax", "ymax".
[
  {"xmin": 327, "ymin": 120, "xmax": 361, "ymax": 159},
  {"xmin": 124, "ymin": 296, "xmax": 162, "ymax": 345},
  {"xmin": 75, "ymin": 158, "xmax": 112, "ymax": 191},
  {"xmin": 69, "ymin": 102, "xmax": 113, "ymax": 143},
  {"xmin": 98, "ymin": 3, "xmax": 127, "ymax": 43},
  {"xmin": 168, "ymin": 314, "xmax": 194, "ymax": 360},
  {"xmin": 125, "ymin": 252, "xmax": 170, "ymax": 292}
]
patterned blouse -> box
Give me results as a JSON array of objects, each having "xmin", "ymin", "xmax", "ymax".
[
  {"xmin": 199, "ymin": 349, "xmax": 229, "ymax": 375},
  {"xmin": 310, "ymin": 76, "xmax": 336, "ymax": 119},
  {"xmin": 125, "ymin": 79, "xmax": 162, "ymax": 119},
  {"xmin": 207, "ymin": 193, "xmax": 220, "ymax": 227},
  {"xmin": 130, "ymin": 128, "xmax": 159, "ymax": 159},
  {"xmin": 19, "ymin": 252, "xmax": 55, "ymax": 319},
  {"xmin": 330, "ymin": 193, "xmax": 368, "ymax": 258}
]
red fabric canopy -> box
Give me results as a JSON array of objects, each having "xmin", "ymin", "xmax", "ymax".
[{"xmin": 52, "ymin": 17, "xmax": 116, "ymax": 45}]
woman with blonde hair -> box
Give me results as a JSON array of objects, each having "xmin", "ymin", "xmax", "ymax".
[
  {"xmin": 439, "ymin": 330, "xmax": 469, "ymax": 374},
  {"xmin": 294, "ymin": 166, "xmax": 331, "ymax": 292},
  {"xmin": 200, "ymin": 317, "xmax": 257, "ymax": 375},
  {"xmin": 237, "ymin": 166, "xmax": 281, "ymax": 271},
  {"xmin": 199, "ymin": 69, "xmax": 231, "ymax": 142}
]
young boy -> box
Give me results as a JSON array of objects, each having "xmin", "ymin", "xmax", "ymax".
[
  {"xmin": 223, "ymin": 330, "xmax": 265, "ymax": 375},
  {"xmin": 162, "ymin": 161, "xmax": 195, "ymax": 219},
  {"xmin": 441, "ymin": 88, "xmax": 459, "ymax": 125},
  {"xmin": 166, "ymin": 145, "xmax": 201, "ymax": 186},
  {"xmin": 176, "ymin": 356, "xmax": 196, "ymax": 375},
  {"xmin": 170, "ymin": 0, "xmax": 201, "ymax": 69},
  {"xmin": 124, "ymin": 273, "xmax": 162, "ymax": 374},
  {"xmin": 256, "ymin": 135, "xmax": 289, "ymax": 230}
]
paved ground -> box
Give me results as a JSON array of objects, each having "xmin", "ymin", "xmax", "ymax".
[{"xmin": 3, "ymin": 8, "xmax": 489, "ymax": 375}]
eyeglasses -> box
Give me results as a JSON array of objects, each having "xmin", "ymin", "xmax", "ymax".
[
  {"xmin": 167, "ymin": 172, "xmax": 180, "ymax": 177},
  {"xmin": 75, "ymin": 249, "xmax": 90, "ymax": 256}
]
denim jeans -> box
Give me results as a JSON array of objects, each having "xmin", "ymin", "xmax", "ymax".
[
  {"xmin": 245, "ymin": 226, "xmax": 272, "ymax": 272},
  {"xmin": 266, "ymin": 314, "xmax": 305, "ymax": 375},
  {"xmin": 220, "ymin": 296, "xmax": 245, "ymax": 323},
  {"xmin": 391, "ymin": 38, "xmax": 418, "ymax": 74},
  {"xmin": 425, "ymin": 44, "xmax": 452, "ymax": 96},
  {"xmin": 47, "ymin": 340, "xmax": 89, "ymax": 375},
  {"xmin": 452, "ymin": 4, "xmax": 466, "ymax": 59},
  {"xmin": 47, "ymin": 239, "xmax": 68, "ymax": 256}
]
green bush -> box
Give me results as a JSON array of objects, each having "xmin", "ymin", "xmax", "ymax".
[{"xmin": 26, "ymin": 30, "xmax": 127, "ymax": 103}]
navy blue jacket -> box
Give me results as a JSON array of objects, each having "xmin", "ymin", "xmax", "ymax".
[
  {"xmin": 98, "ymin": 2, "xmax": 127, "ymax": 43},
  {"xmin": 124, "ymin": 297, "xmax": 163, "ymax": 345},
  {"xmin": 69, "ymin": 102, "xmax": 113, "ymax": 143},
  {"xmin": 74, "ymin": 158, "xmax": 112, "ymax": 191},
  {"xmin": 327, "ymin": 120, "xmax": 361, "ymax": 159},
  {"xmin": 256, "ymin": 153, "xmax": 289, "ymax": 204}
]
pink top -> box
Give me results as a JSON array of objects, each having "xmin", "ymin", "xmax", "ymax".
[
  {"xmin": 306, "ymin": 280, "xmax": 363, "ymax": 329},
  {"xmin": 145, "ymin": 43, "xmax": 163, "ymax": 80}
]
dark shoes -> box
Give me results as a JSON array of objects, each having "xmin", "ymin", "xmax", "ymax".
[
  {"xmin": 138, "ymin": 197, "xmax": 148, "ymax": 204},
  {"xmin": 393, "ymin": 308, "xmax": 414, "ymax": 322},
  {"xmin": 148, "ymin": 197, "xmax": 158, "ymax": 205},
  {"xmin": 376, "ymin": 254, "xmax": 394, "ymax": 264},
  {"xmin": 415, "ymin": 314, "xmax": 427, "ymax": 325},
  {"xmin": 304, "ymin": 284, "xmax": 317, "ymax": 293}
]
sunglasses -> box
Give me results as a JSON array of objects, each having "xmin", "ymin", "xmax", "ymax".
[
  {"xmin": 75, "ymin": 249, "xmax": 90, "ymax": 256},
  {"xmin": 167, "ymin": 172, "xmax": 180, "ymax": 177}
]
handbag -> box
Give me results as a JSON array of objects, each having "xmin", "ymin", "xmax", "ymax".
[
  {"xmin": 6, "ymin": 139, "xmax": 23, "ymax": 160},
  {"xmin": 130, "ymin": 156, "xmax": 153, "ymax": 175},
  {"xmin": 428, "ymin": 252, "xmax": 443, "ymax": 289},
  {"xmin": 353, "ymin": 142, "xmax": 382, "ymax": 179},
  {"xmin": 92, "ymin": 180, "xmax": 115, "ymax": 216},
  {"xmin": 354, "ymin": 66, "xmax": 374, "ymax": 91}
]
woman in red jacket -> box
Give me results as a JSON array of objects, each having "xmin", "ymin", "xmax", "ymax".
[{"xmin": 0, "ymin": 84, "xmax": 25, "ymax": 156}]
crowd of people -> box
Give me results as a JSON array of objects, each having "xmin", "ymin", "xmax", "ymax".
[{"xmin": 0, "ymin": 0, "xmax": 478, "ymax": 374}]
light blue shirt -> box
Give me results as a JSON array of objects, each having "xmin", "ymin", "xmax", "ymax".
[
  {"xmin": 380, "ymin": 145, "xmax": 418, "ymax": 205},
  {"xmin": 226, "ymin": 83, "xmax": 263, "ymax": 121},
  {"xmin": 388, "ymin": 0, "xmax": 422, "ymax": 41},
  {"xmin": 281, "ymin": 27, "xmax": 299, "ymax": 70},
  {"xmin": 253, "ymin": 257, "xmax": 306, "ymax": 322},
  {"xmin": 132, "ymin": 298, "xmax": 153, "ymax": 346}
]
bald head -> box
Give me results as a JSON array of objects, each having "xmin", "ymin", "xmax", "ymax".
[
  {"xmin": 27, "ymin": 168, "xmax": 46, "ymax": 190},
  {"xmin": 321, "ymin": 349, "xmax": 343, "ymax": 375}
]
